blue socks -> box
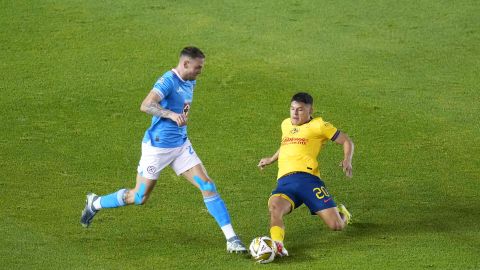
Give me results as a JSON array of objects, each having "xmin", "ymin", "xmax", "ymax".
[
  {"xmin": 99, "ymin": 189, "xmax": 127, "ymax": 209},
  {"xmin": 196, "ymin": 176, "xmax": 234, "ymax": 235},
  {"xmin": 204, "ymin": 194, "xmax": 231, "ymax": 227}
]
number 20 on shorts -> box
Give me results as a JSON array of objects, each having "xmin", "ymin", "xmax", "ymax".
[{"xmin": 313, "ymin": 187, "xmax": 330, "ymax": 199}]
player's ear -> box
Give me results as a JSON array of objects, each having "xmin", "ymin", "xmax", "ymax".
[{"xmin": 183, "ymin": 59, "xmax": 190, "ymax": 69}]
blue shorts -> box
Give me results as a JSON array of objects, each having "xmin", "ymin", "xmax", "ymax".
[{"xmin": 270, "ymin": 172, "xmax": 337, "ymax": 214}]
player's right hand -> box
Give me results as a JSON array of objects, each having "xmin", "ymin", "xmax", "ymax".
[
  {"xmin": 257, "ymin": 158, "xmax": 272, "ymax": 170},
  {"xmin": 169, "ymin": 112, "xmax": 187, "ymax": 126},
  {"xmin": 339, "ymin": 160, "xmax": 353, "ymax": 178}
]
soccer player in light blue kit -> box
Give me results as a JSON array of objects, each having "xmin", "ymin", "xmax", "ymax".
[{"xmin": 80, "ymin": 46, "xmax": 247, "ymax": 253}]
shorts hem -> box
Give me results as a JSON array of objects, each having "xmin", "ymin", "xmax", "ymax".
[
  {"xmin": 174, "ymin": 160, "xmax": 202, "ymax": 176},
  {"xmin": 269, "ymin": 193, "xmax": 295, "ymax": 212},
  {"xmin": 310, "ymin": 203, "xmax": 338, "ymax": 215}
]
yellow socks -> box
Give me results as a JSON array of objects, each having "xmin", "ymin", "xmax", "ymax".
[{"xmin": 270, "ymin": 226, "xmax": 285, "ymax": 243}]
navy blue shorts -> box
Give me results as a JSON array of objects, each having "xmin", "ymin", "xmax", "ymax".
[{"xmin": 270, "ymin": 172, "xmax": 337, "ymax": 214}]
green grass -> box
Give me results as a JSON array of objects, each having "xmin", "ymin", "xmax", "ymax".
[{"xmin": 1, "ymin": 0, "xmax": 479, "ymax": 269}]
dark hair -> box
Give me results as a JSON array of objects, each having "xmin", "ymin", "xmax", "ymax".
[
  {"xmin": 291, "ymin": 92, "xmax": 313, "ymax": 105},
  {"xmin": 180, "ymin": 46, "xmax": 205, "ymax": 59}
]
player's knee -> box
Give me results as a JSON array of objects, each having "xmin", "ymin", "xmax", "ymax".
[
  {"xmin": 268, "ymin": 202, "xmax": 284, "ymax": 217},
  {"xmin": 268, "ymin": 203, "xmax": 277, "ymax": 213},
  {"xmin": 194, "ymin": 176, "xmax": 217, "ymax": 194},
  {"xmin": 326, "ymin": 220, "xmax": 346, "ymax": 231}
]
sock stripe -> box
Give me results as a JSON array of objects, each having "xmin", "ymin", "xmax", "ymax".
[
  {"xmin": 203, "ymin": 194, "xmax": 220, "ymax": 203},
  {"xmin": 116, "ymin": 189, "xmax": 127, "ymax": 206},
  {"xmin": 204, "ymin": 194, "xmax": 231, "ymax": 228}
]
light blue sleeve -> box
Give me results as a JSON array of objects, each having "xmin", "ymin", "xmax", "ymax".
[{"xmin": 153, "ymin": 74, "xmax": 173, "ymax": 99}]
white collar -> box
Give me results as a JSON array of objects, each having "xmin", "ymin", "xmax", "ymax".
[{"xmin": 171, "ymin": 68, "xmax": 186, "ymax": 82}]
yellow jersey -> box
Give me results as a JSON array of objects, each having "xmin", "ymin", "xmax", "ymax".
[{"xmin": 277, "ymin": 117, "xmax": 339, "ymax": 179}]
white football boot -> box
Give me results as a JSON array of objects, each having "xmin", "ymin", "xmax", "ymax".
[
  {"xmin": 274, "ymin": 241, "xmax": 289, "ymax": 257},
  {"xmin": 80, "ymin": 193, "xmax": 99, "ymax": 228},
  {"xmin": 226, "ymin": 236, "xmax": 247, "ymax": 253}
]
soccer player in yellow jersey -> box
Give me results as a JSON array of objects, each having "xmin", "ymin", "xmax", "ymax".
[{"xmin": 258, "ymin": 92, "xmax": 354, "ymax": 257}]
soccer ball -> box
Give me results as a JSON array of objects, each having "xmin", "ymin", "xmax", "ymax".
[{"xmin": 249, "ymin": 236, "xmax": 275, "ymax": 264}]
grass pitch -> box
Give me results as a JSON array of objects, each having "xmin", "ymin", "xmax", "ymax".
[{"xmin": 1, "ymin": 0, "xmax": 479, "ymax": 269}]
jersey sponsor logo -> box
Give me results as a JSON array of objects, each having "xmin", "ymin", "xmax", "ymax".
[
  {"xmin": 281, "ymin": 137, "xmax": 308, "ymax": 145},
  {"xmin": 323, "ymin": 197, "xmax": 332, "ymax": 203}
]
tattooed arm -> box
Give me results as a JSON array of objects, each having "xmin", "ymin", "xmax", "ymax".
[{"xmin": 140, "ymin": 90, "xmax": 187, "ymax": 126}]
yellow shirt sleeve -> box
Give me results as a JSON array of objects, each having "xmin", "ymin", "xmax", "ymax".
[{"xmin": 314, "ymin": 118, "xmax": 339, "ymax": 141}]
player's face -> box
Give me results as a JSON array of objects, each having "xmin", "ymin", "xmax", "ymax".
[
  {"xmin": 184, "ymin": 57, "xmax": 205, "ymax": 80},
  {"xmin": 290, "ymin": 101, "xmax": 312, "ymax": 125}
]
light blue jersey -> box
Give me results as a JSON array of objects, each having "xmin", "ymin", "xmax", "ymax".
[{"xmin": 142, "ymin": 69, "xmax": 196, "ymax": 148}]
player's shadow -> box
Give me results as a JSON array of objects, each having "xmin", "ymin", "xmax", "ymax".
[
  {"xmin": 274, "ymin": 222, "xmax": 385, "ymax": 263},
  {"xmin": 347, "ymin": 204, "xmax": 477, "ymax": 238},
  {"xmin": 280, "ymin": 203, "xmax": 478, "ymax": 261}
]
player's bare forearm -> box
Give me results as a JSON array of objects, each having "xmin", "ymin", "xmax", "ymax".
[
  {"xmin": 270, "ymin": 149, "xmax": 280, "ymax": 163},
  {"xmin": 140, "ymin": 90, "xmax": 187, "ymax": 126},
  {"xmin": 342, "ymin": 136, "xmax": 354, "ymax": 162},
  {"xmin": 140, "ymin": 90, "xmax": 175, "ymax": 119},
  {"xmin": 334, "ymin": 132, "xmax": 354, "ymax": 177},
  {"xmin": 258, "ymin": 149, "xmax": 280, "ymax": 170},
  {"xmin": 141, "ymin": 100, "xmax": 172, "ymax": 118},
  {"xmin": 334, "ymin": 133, "xmax": 354, "ymax": 160},
  {"xmin": 342, "ymin": 139, "xmax": 354, "ymax": 178},
  {"xmin": 265, "ymin": 149, "xmax": 280, "ymax": 164},
  {"xmin": 140, "ymin": 100, "xmax": 187, "ymax": 126}
]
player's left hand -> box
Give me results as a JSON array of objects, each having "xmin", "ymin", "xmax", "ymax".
[
  {"xmin": 169, "ymin": 112, "xmax": 188, "ymax": 126},
  {"xmin": 339, "ymin": 160, "xmax": 353, "ymax": 178}
]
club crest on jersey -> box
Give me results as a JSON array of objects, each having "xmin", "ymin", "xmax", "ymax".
[
  {"xmin": 147, "ymin": 166, "xmax": 156, "ymax": 174},
  {"xmin": 290, "ymin": 127, "xmax": 299, "ymax": 134}
]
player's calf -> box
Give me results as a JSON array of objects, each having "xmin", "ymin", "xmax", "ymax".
[
  {"xmin": 326, "ymin": 219, "xmax": 346, "ymax": 231},
  {"xmin": 324, "ymin": 205, "xmax": 351, "ymax": 230},
  {"xmin": 316, "ymin": 206, "xmax": 349, "ymax": 231}
]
